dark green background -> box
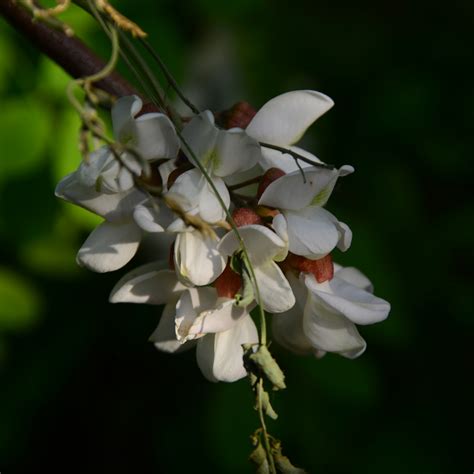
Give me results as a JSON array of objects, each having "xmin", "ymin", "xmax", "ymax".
[{"xmin": 0, "ymin": 1, "xmax": 472, "ymax": 472}]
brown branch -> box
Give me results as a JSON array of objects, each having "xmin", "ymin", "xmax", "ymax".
[{"xmin": 0, "ymin": 0, "xmax": 158, "ymax": 112}]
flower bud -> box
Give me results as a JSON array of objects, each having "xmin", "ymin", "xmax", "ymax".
[
  {"xmin": 257, "ymin": 168, "xmax": 285, "ymax": 199},
  {"xmin": 232, "ymin": 207, "xmax": 262, "ymax": 227},
  {"xmin": 214, "ymin": 264, "xmax": 242, "ymax": 298},
  {"xmin": 216, "ymin": 101, "xmax": 257, "ymax": 130},
  {"xmin": 286, "ymin": 253, "xmax": 334, "ymax": 283}
]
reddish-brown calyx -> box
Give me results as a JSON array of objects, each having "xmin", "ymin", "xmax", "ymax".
[
  {"xmin": 216, "ymin": 101, "xmax": 257, "ymax": 130},
  {"xmin": 232, "ymin": 207, "xmax": 263, "ymax": 227},
  {"xmin": 257, "ymin": 167, "xmax": 286, "ymax": 199},
  {"xmin": 214, "ymin": 264, "xmax": 242, "ymax": 298},
  {"xmin": 285, "ymin": 253, "xmax": 334, "ymax": 283}
]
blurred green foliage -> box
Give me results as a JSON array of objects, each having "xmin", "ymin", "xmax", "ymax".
[{"xmin": 0, "ymin": 1, "xmax": 472, "ymax": 473}]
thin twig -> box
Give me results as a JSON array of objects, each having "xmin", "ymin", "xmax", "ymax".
[
  {"xmin": 141, "ymin": 38, "xmax": 200, "ymax": 115},
  {"xmin": 260, "ymin": 142, "xmax": 335, "ymax": 170}
]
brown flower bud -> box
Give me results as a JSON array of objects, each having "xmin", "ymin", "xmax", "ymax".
[
  {"xmin": 257, "ymin": 167, "xmax": 286, "ymax": 199},
  {"xmin": 232, "ymin": 207, "xmax": 263, "ymax": 227}
]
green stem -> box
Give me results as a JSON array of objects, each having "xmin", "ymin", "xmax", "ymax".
[{"xmin": 257, "ymin": 379, "xmax": 276, "ymax": 474}]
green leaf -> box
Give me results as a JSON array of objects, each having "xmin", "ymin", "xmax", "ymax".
[{"xmin": 0, "ymin": 267, "xmax": 42, "ymax": 330}]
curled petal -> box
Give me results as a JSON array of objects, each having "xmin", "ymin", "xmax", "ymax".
[
  {"xmin": 246, "ymin": 90, "xmax": 334, "ymax": 146},
  {"xmin": 77, "ymin": 221, "xmax": 141, "ymax": 273},
  {"xmin": 175, "ymin": 230, "xmax": 226, "ymax": 286},
  {"xmin": 335, "ymin": 266, "xmax": 374, "ymax": 292},
  {"xmin": 196, "ymin": 314, "xmax": 258, "ymax": 382},
  {"xmin": 110, "ymin": 264, "xmax": 187, "ymax": 305},
  {"xmin": 259, "ymin": 166, "xmax": 354, "ymax": 211},
  {"xmin": 150, "ymin": 302, "xmax": 195, "ymax": 354},
  {"xmin": 305, "ymin": 274, "xmax": 390, "ymax": 325},
  {"xmin": 303, "ymin": 288, "xmax": 367, "ymax": 359},
  {"xmin": 133, "ymin": 204, "xmax": 165, "ymax": 233}
]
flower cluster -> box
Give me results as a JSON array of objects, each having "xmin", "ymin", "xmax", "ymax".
[{"xmin": 56, "ymin": 90, "xmax": 390, "ymax": 382}]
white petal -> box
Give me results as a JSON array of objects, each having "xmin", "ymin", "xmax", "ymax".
[
  {"xmin": 305, "ymin": 274, "xmax": 390, "ymax": 325},
  {"xmin": 175, "ymin": 287, "xmax": 217, "ymax": 342},
  {"xmin": 110, "ymin": 264, "xmax": 187, "ymax": 305},
  {"xmin": 246, "ymin": 90, "xmax": 334, "ymax": 145},
  {"xmin": 175, "ymin": 231, "xmax": 226, "ymax": 286},
  {"xmin": 335, "ymin": 266, "xmax": 373, "ymax": 292},
  {"xmin": 133, "ymin": 204, "xmax": 165, "ymax": 232},
  {"xmin": 77, "ymin": 221, "xmax": 141, "ymax": 272},
  {"xmin": 198, "ymin": 176, "xmax": 230, "ymax": 223},
  {"xmin": 55, "ymin": 172, "xmax": 146, "ymax": 222},
  {"xmin": 284, "ymin": 207, "xmax": 340, "ymax": 259},
  {"xmin": 112, "ymin": 95, "xmax": 142, "ymax": 140},
  {"xmin": 181, "ymin": 110, "xmax": 218, "ymax": 166},
  {"xmin": 77, "ymin": 147, "xmax": 113, "ymax": 187},
  {"xmin": 218, "ymin": 225, "xmax": 287, "ymax": 267},
  {"xmin": 150, "ymin": 302, "xmax": 195, "ymax": 353},
  {"xmin": 213, "ymin": 128, "xmax": 261, "ymax": 177},
  {"xmin": 259, "ymin": 166, "xmax": 354, "ymax": 211},
  {"xmin": 259, "ymin": 145, "xmax": 317, "ymax": 173},
  {"xmin": 167, "ymin": 169, "xmax": 202, "ymax": 215},
  {"xmin": 168, "ymin": 169, "xmax": 229, "ymax": 223},
  {"xmin": 158, "ymin": 159, "xmax": 177, "ymax": 192},
  {"xmin": 303, "ymin": 287, "xmax": 367, "ymax": 358},
  {"xmin": 335, "ymin": 220, "xmax": 352, "ymax": 252},
  {"xmin": 131, "ymin": 113, "xmax": 180, "ymax": 160},
  {"xmin": 196, "ymin": 314, "xmax": 258, "ymax": 382},
  {"xmin": 254, "ymin": 261, "xmax": 295, "ymax": 313},
  {"xmin": 187, "ymin": 298, "xmax": 247, "ymax": 337}
]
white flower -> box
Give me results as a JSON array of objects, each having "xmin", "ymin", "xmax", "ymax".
[
  {"xmin": 109, "ymin": 263, "xmax": 258, "ymax": 382},
  {"xmin": 166, "ymin": 110, "xmax": 261, "ymax": 225},
  {"xmin": 218, "ymin": 224, "xmax": 295, "ymax": 313},
  {"xmin": 272, "ymin": 264, "xmax": 390, "ymax": 358},
  {"xmin": 245, "ymin": 90, "xmax": 334, "ymax": 173},
  {"xmin": 55, "ymin": 95, "xmax": 179, "ymax": 272},
  {"xmin": 79, "ymin": 95, "xmax": 179, "ymax": 193},
  {"xmin": 259, "ymin": 166, "xmax": 354, "ymax": 259}
]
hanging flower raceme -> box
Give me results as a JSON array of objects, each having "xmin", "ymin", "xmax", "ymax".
[{"xmin": 55, "ymin": 89, "xmax": 390, "ymax": 384}]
